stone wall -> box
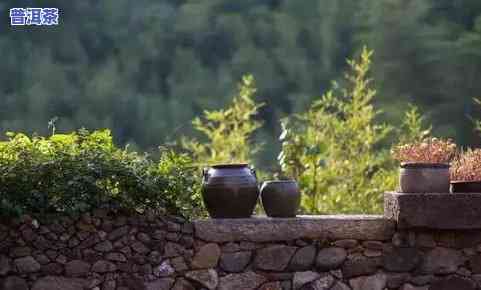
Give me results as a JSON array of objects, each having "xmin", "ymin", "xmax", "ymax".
[{"xmin": 1, "ymin": 212, "xmax": 481, "ymax": 290}]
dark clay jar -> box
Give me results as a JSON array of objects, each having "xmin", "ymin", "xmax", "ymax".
[
  {"xmin": 260, "ymin": 180, "xmax": 300, "ymax": 218},
  {"xmin": 399, "ymin": 163, "xmax": 450, "ymax": 193},
  {"xmin": 201, "ymin": 164, "xmax": 259, "ymax": 218},
  {"xmin": 451, "ymin": 181, "xmax": 481, "ymax": 193}
]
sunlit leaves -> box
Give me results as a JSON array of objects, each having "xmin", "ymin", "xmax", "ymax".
[
  {"xmin": 0, "ymin": 129, "xmax": 202, "ymax": 218},
  {"xmin": 182, "ymin": 75, "xmax": 264, "ymax": 166},
  {"xmin": 278, "ymin": 48, "xmax": 424, "ymax": 214}
]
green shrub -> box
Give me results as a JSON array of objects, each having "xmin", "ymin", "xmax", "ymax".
[
  {"xmin": 182, "ymin": 75, "xmax": 264, "ymax": 166},
  {"xmin": 0, "ymin": 129, "xmax": 202, "ymax": 218},
  {"xmin": 154, "ymin": 148, "xmax": 203, "ymax": 218},
  {"xmin": 278, "ymin": 48, "xmax": 428, "ymax": 214}
]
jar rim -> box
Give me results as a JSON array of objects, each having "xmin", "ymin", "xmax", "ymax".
[
  {"xmin": 211, "ymin": 163, "xmax": 249, "ymax": 169},
  {"xmin": 263, "ymin": 180, "xmax": 297, "ymax": 184}
]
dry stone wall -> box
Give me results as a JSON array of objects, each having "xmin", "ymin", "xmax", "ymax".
[{"xmin": 1, "ymin": 212, "xmax": 481, "ymax": 290}]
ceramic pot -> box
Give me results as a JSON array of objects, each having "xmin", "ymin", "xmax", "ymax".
[
  {"xmin": 201, "ymin": 164, "xmax": 259, "ymax": 218},
  {"xmin": 399, "ymin": 162, "xmax": 450, "ymax": 193},
  {"xmin": 451, "ymin": 181, "xmax": 481, "ymax": 193},
  {"xmin": 260, "ymin": 180, "xmax": 300, "ymax": 217}
]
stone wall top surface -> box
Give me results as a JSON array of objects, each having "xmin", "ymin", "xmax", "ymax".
[{"xmin": 194, "ymin": 215, "xmax": 395, "ymax": 242}]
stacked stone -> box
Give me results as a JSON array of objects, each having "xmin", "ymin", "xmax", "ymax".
[
  {"xmin": 189, "ymin": 230, "xmax": 481, "ymax": 290},
  {"xmin": 3, "ymin": 213, "xmax": 481, "ymax": 290},
  {"xmin": 0, "ymin": 210, "xmax": 195, "ymax": 290},
  {"xmin": 190, "ymin": 218, "xmax": 481, "ymax": 290}
]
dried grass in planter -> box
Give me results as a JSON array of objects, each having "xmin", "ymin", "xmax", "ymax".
[
  {"xmin": 451, "ymin": 149, "xmax": 481, "ymax": 182},
  {"xmin": 391, "ymin": 137, "xmax": 456, "ymax": 164}
]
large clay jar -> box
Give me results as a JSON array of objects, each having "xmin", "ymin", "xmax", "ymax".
[
  {"xmin": 399, "ymin": 163, "xmax": 450, "ymax": 193},
  {"xmin": 260, "ymin": 180, "xmax": 300, "ymax": 217},
  {"xmin": 201, "ymin": 164, "xmax": 259, "ymax": 218}
]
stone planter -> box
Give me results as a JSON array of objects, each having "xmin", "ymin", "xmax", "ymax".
[
  {"xmin": 384, "ymin": 191, "xmax": 481, "ymax": 229},
  {"xmin": 399, "ymin": 163, "xmax": 450, "ymax": 193}
]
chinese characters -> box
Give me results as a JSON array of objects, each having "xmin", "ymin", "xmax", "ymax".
[{"xmin": 10, "ymin": 8, "xmax": 60, "ymax": 26}]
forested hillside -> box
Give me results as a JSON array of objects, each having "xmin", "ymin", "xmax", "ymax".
[{"xmin": 2, "ymin": 0, "xmax": 481, "ymax": 167}]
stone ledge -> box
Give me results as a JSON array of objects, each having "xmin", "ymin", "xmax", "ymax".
[
  {"xmin": 193, "ymin": 215, "xmax": 395, "ymax": 242},
  {"xmin": 385, "ymin": 192, "xmax": 481, "ymax": 229}
]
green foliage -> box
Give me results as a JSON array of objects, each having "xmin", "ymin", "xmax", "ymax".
[
  {"xmin": 0, "ymin": 129, "xmax": 202, "ymax": 218},
  {"xmin": 155, "ymin": 149, "xmax": 204, "ymax": 218},
  {"xmin": 396, "ymin": 105, "xmax": 432, "ymax": 145},
  {"xmin": 0, "ymin": 0, "xmax": 365, "ymax": 167},
  {"xmin": 357, "ymin": 0, "xmax": 481, "ymax": 144},
  {"xmin": 2, "ymin": 0, "xmax": 481, "ymax": 214},
  {"xmin": 182, "ymin": 75, "xmax": 264, "ymax": 165},
  {"xmin": 278, "ymin": 48, "xmax": 428, "ymax": 214},
  {"xmin": 1, "ymin": 0, "xmax": 481, "ymax": 165}
]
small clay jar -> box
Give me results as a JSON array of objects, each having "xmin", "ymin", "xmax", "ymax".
[
  {"xmin": 399, "ymin": 163, "xmax": 450, "ymax": 193},
  {"xmin": 260, "ymin": 180, "xmax": 300, "ymax": 217}
]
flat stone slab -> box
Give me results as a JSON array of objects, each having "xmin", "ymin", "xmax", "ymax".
[
  {"xmin": 385, "ymin": 192, "xmax": 481, "ymax": 229},
  {"xmin": 193, "ymin": 215, "xmax": 394, "ymax": 242}
]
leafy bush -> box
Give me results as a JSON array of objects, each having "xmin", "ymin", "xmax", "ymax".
[
  {"xmin": 154, "ymin": 149, "xmax": 203, "ymax": 218},
  {"xmin": 0, "ymin": 129, "xmax": 202, "ymax": 218},
  {"xmin": 182, "ymin": 75, "xmax": 264, "ymax": 166},
  {"xmin": 0, "ymin": 56, "xmax": 440, "ymax": 217},
  {"xmin": 278, "ymin": 48, "xmax": 428, "ymax": 214}
]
